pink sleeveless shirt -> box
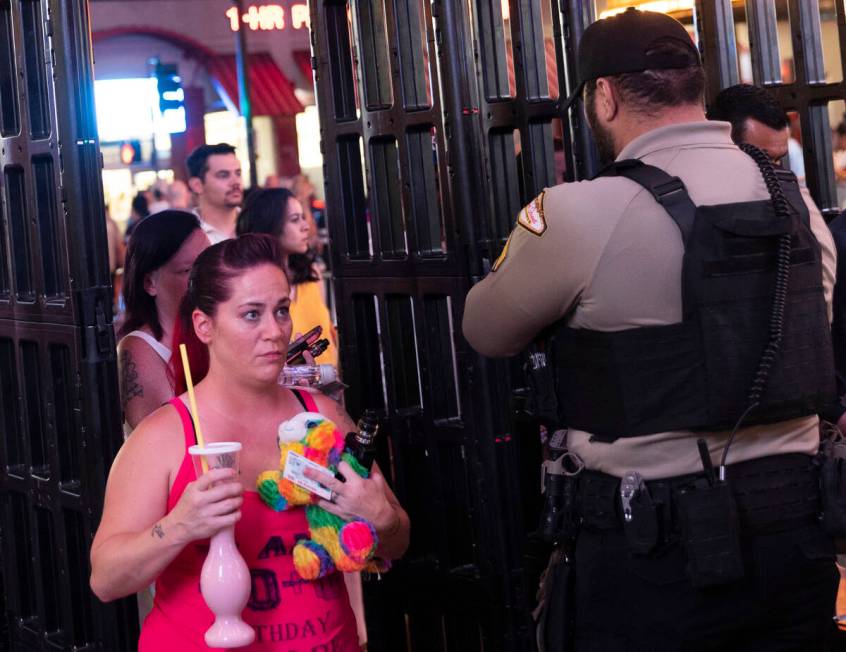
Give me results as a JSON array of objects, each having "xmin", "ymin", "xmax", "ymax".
[{"xmin": 138, "ymin": 392, "xmax": 359, "ymax": 651}]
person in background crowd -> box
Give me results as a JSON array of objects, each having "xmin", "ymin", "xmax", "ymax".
[
  {"xmin": 825, "ymin": 115, "xmax": 846, "ymax": 627},
  {"xmin": 264, "ymin": 173, "xmax": 282, "ymax": 188},
  {"xmin": 168, "ymin": 179, "xmax": 192, "ymax": 210},
  {"xmin": 124, "ymin": 191, "xmax": 151, "ymax": 240},
  {"xmin": 105, "ymin": 206, "xmax": 126, "ymax": 324},
  {"xmin": 464, "ymin": 9, "xmax": 838, "ymax": 649},
  {"xmin": 706, "ymin": 84, "xmax": 794, "ymax": 166},
  {"xmin": 117, "ymin": 211, "xmax": 209, "ymax": 433},
  {"xmin": 186, "ymin": 143, "xmax": 243, "ymax": 244},
  {"xmin": 90, "ymin": 234, "xmax": 410, "ymax": 650},
  {"xmin": 711, "ymin": 84, "xmax": 846, "ymax": 635},
  {"xmin": 290, "ymin": 174, "xmax": 322, "ymax": 253},
  {"xmin": 833, "ymin": 118, "xmax": 846, "ymax": 208},
  {"xmin": 105, "ymin": 206, "xmax": 125, "ymax": 281},
  {"xmin": 787, "ymin": 112, "xmax": 806, "ymax": 183},
  {"xmin": 237, "ymin": 188, "xmax": 338, "ymax": 369},
  {"xmin": 148, "ymin": 180, "xmax": 170, "ymax": 214}
]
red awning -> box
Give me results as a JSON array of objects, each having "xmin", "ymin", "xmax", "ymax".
[
  {"xmin": 205, "ymin": 52, "xmax": 304, "ymax": 117},
  {"xmin": 292, "ymin": 49, "xmax": 313, "ymax": 86}
]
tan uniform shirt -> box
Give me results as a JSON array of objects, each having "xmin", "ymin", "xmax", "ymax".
[{"xmin": 462, "ymin": 121, "xmax": 836, "ymax": 479}]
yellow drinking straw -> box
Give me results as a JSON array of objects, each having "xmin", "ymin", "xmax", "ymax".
[{"xmin": 179, "ymin": 343, "xmax": 208, "ymax": 473}]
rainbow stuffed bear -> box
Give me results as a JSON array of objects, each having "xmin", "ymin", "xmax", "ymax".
[{"xmin": 257, "ymin": 411, "xmax": 383, "ymax": 580}]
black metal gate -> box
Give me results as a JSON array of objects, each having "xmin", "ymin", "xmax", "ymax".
[
  {"xmin": 0, "ymin": 0, "xmax": 136, "ymax": 649},
  {"xmin": 310, "ymin": 1, "xmax": 581, "ymax": 649},
  {"xmin": 310, "ymin": 1, "xmax": 846, "ymax": 651}
]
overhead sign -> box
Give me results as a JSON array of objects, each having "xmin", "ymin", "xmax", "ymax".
[{"xmin": 225, "ymin": 4, "xmax": 309, "ymax": 31}]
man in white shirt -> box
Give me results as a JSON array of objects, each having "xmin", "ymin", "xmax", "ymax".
[{"xmin": 186, "ymin": 143, "xmax": 243, "ymax": 243}]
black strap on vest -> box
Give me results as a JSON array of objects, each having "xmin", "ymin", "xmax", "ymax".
[{"xmin": 602, "ymin": 159, "xmax": 697, "ymax": 246}]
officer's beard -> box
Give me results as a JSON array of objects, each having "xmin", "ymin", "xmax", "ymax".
[{"xmin": 585, "ymin": 93, "xmax": 617, "ymax": 168}]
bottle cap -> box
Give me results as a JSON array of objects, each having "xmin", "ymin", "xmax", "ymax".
[{"xmin": 317, "ymin": 364, "xmax": 338, "ymax": 385}]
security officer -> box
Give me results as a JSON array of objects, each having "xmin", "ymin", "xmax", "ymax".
[{"xmin": 463, "ymin": 9, "xmax": 838, "ymax": 651}]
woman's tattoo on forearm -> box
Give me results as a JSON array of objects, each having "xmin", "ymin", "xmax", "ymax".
[
  {"xmin": 119, "ymin": 349, "xmax": 143, "ymax": 412},
  {"xmin": 151, "ymin": 523, "xmax": 165, "ymax": 539}
]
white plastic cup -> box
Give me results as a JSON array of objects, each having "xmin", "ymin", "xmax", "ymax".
[{"xmin": 189, "ymin": 442, "xmax": 242, "ymax": 478}]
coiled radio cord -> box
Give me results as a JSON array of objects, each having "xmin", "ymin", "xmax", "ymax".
[{"xmin": 718, "ymin": 143, "xmax": 793, "ymax": 479}]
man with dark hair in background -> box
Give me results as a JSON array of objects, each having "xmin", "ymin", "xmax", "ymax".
[
  {"xmin": 464, "ymin": 9, "xmax": 838, "ymax": 650},
  {"xmin": 707, "ymin": 83, "xmax": 805, "ymax": 180},
  {"xmin": 186, "ymin": 142, "xmax": 243, "ymax": 243}
]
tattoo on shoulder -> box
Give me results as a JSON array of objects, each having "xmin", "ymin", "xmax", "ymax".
[
  {"xmin": 119, "ymin": 348, "xmax": 144, "ymax": 412},
  {"xmin": 151, "ymin": 523, "xmax": 165, "ymax": 539}
]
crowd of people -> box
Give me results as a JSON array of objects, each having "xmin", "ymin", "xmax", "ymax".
[
  {"xmin": 89, "ymin": 7, "xmax": 846, "ymax": 651},
  {"xmin": 92, "ymin": 143, "xmax": 385, "ymax": 650}
]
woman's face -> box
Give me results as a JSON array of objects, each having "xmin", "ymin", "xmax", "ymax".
[
  {"xmin": 199, "ymin": 263, "xmax": 293, "ymax": 385},
  {"xmin": 145, "ymin": 228, "xmax": 210, "ymax": 328},
  {"xmin": 278, "ymin": 197, "xmax": 310, "ymax": 256}
]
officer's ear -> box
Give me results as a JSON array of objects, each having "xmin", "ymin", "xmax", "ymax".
[{"xmin": 595, "ymin": 77, "xmax": 619, "ymax": 122}]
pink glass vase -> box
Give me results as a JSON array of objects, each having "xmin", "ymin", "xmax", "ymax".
[
  {"xmin": 200, "ymin": 525, "xmax": 255, "ymax": 648},
  {"xmin": 189, "ymin": 442, "xmax": 255, "ymax": 648}
]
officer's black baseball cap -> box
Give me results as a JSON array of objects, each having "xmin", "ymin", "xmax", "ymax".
[{"xmin": 562, "ymin": 8, "xmax": 701, "ymax": 109}]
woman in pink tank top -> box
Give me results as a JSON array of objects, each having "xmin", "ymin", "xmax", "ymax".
[{"xmin": 90, "ymin": 235, "xmax": 410, "ymax": 651}]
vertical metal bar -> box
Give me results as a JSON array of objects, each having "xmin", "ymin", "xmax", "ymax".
[
  {"xmin": 696, "ymin": 0, "xmax": 739, "ymax": 96},
  {"xmin": 745, "ymin": 0, "xmax": 783, "ymax": 85},
  {"xmin": 796, "ymin": 0, "xmax": 826, "ymax": 85},
  {"xmin": 46, "ymin": 0, "xmax": 137, "ymax": 648},
  {"xmin": 433, "ymin": 0, "xmax": 485, "ymax": 276},
  {"xmin": 232, "ymin": 0, "xmax": 257, "ymax": 188},
  {"xmin": 803, "ymin": 102, "xmax": 838, "ymax": 216},
  {"xmin": 515, "ymin": 0, "xmax": 549, "ymax": 100},
  {"xmin": 561, "ymin": 0, "xmax": 597, "ymax": 180}
]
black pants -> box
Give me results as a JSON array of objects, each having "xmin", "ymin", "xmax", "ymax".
[{"xmin": 572, "ymin": 523, "xmax": 838, "ymax": 651}]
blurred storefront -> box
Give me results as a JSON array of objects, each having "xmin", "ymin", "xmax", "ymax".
[{"xmin": 89, "ymin": 0, "xmax": 322, "ymax": 223}]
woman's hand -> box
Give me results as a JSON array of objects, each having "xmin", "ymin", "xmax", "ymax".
[
  {"xmin": 304, "ymin": 461, "xmax": 397, "ymax": 532},
  {"xmin": 164, "ymin": 468, "xmax": 244, "ymax": 544}
]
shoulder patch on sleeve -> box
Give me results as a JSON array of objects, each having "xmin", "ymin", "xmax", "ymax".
[{"xmin": 517, "ymin": 192, "xmax": 547, "ymax": 236}]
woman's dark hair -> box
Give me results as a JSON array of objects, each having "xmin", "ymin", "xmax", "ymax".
[
  {"xmin": 170, "ymin": 234, "xmax": 286, "ymax": 393},
  {"xmin": 236, "ymin": 188, "xmax": 317, "ymax": 285},
  {"xmin": 119, "ymin": 210, "xmax": 201, "ymax": 340}
]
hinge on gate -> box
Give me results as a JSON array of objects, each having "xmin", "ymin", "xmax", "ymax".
[{"xmin": 75, "ymin": 286, "xmax": 115, "ymax": 362}]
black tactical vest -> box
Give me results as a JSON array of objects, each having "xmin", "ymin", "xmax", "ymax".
[{"xmin": 553, "ymin": 154, "xmax": 835, "ymax": 442}]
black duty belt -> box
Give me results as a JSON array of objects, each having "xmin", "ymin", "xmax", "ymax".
[{"xmin": 578, "ymin": 453, "xmax": 820, "ymax": 540}]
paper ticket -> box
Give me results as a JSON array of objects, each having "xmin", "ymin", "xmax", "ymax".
[{"xmin": 283, "ymin": 450, "xmax": 335, "ymax": 500}]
